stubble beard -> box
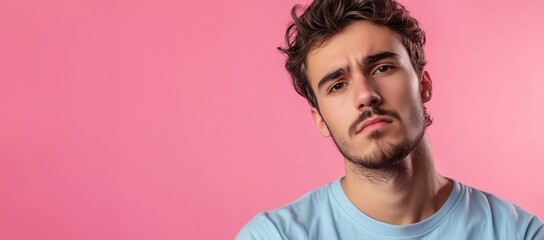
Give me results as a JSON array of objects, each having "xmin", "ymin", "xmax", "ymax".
[{"xmin": 327, "ymin": 104, "xmax": 427, "ymax": 181}]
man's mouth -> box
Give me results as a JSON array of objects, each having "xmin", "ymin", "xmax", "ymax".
[{"xmin": 356, "ymin": 117, "xmax": 393, "ymax": 134}]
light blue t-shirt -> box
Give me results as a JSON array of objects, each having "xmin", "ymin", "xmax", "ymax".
[{"xmin": 236, "ymin": 178, "xmax": 543, "ymax": 239}]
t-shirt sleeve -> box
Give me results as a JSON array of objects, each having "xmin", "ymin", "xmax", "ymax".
[{"xmin": 235, "ymin": 213, "xmax": 283, "ymax": 240}]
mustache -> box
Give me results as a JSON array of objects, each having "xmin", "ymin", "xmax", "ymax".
[{"xmin": 348, "ymin": 107, "xmax": 401, "ymax": 137}]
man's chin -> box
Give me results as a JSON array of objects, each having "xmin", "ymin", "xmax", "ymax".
[
  {"xmin": 348, "ymin": 154, "xmax": 403, "ymax": 170},
  {"xmin": 368, "ymin": 129, "xmax": 387, "ymax": 139},
  {"xmin": 345, "ymin": 138, "xmax": 414, "ymax": 170}
]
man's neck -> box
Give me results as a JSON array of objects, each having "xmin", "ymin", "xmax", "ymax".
[{"xmin": 341, "ymin": 136, "xmax": 453, "ymax": 225}]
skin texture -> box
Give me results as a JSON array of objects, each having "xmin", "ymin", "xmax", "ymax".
[{"xmin": 305, "ymin": 20, "xmax": 452, "ymax": 225}]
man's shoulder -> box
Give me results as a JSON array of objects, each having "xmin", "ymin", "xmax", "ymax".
[
  {"xmin": 459, "ymin": 181, "xmax": 536, "ymax": 218},
  {"xmin": 267, "ymin": 180, "xmax": 333, "ymax": 219},
  {"xmin": 236, "ymin": 180, "xmax": 337, "ymax": 240},
  {"xmin": 454, "ymin": 181, "xmax": 543, "ymax": 238}
]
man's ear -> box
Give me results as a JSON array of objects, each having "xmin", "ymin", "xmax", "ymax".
[
  {"xmin": 420, "ymin": 70, "xmax": 433, "ymax": 103},
  {"xmin": 311, "ymin": 107, "xmax": 331, "ymax": 137}
]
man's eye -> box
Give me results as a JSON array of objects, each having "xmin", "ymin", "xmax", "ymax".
[
  {"xmin": 330, "ymin": 82, "xmax": 347, "ymax": 92},
  {"xmin": 373, "ymin": 65, "xmax": 394, "ymax": 74}
]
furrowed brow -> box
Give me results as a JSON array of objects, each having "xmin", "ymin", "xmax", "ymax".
[
  {"xmin": 315, "ymin": 52, "xmax": 397, "ymax": 91},
  {"xmin": 363, "ymin": 51, "xmax": 398, "ymax": 65},
  {"xmin": 317, "ymin": 68, "xmax": 346, "ymax": 91}
]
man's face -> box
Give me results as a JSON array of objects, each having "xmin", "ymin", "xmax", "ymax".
[{"xmin": 306, "ymin": 20, "xmax": 432, "ymax": 169}]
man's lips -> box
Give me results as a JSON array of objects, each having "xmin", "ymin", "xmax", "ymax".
[{"xmin": 356, "ymin": 117, "xmax": 393, "ymax": 134}]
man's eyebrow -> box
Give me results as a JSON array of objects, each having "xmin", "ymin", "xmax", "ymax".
[
  {"xmin": 363, "ymin": 51, "xmax": 398, "ymax": 65},
  {"xmin": 316, "ymin": 51, "xmax": 398, "ymax": 91},
  {"xmin": 317, "ymin": 68, "xmax": 346, "ymax": 91}
]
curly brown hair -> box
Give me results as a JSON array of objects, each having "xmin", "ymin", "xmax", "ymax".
[{"xmin": 278, "ymin": 0, "xmax": 427, "ymax": 111}]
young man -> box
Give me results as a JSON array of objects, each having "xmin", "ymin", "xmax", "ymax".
[{"xmin": 237, "ymin": 0, "xmax": 543, "ymax": 239}]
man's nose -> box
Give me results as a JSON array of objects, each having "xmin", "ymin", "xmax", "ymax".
[{"xmin": 353, "ymin": 74, "xmax": 381, "ymax": 111}]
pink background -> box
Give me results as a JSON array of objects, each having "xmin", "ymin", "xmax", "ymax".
[{"xmin": 1, "ymin": 0, "xmax": 543, "ymax": 239}]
